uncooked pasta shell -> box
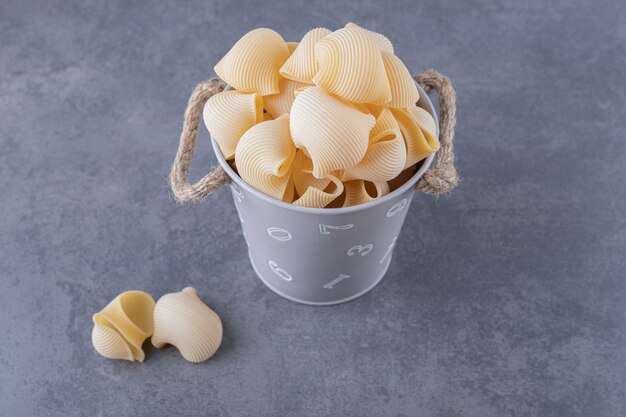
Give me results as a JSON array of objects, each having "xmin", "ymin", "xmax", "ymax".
[
  {"xmin": 313, "ymin": 25, "xmax": 391, "ymax": 105},
  {"xmin": 392, "ymin": 105, "xmax": 440, "ymax": 168},
  {"xmin": 263, "ymin": 77, "xmax": 311, "ymax": 118},
  {"xmin": 343, "ymin": 108, "xmax": 407, "ymax": 182},
  {"xmin": 152, "ymin": 287, "xmax": 223, "ymax": 363},
  {"xmin": 290, "ymin": 87, "xmax": 375, "ymax": 179},
  {"xmin": 280, "ymin": 27, "xmax": 331, "ymax": 83},
  {"xmin": 203, "ymin": 90, "xmax": 263, "ymax": 160},
  {"xmin": 91, "ymin": 290, "xmax": 155, "ymax": 362},
  {"xmin": 343, "ymin": 180, "xmax": 390, "ymax": 207},
  {"xmin": 345, "ymin": 22, "xmax": 394, "ymax": 53},
  {"xmin": 235, "ymin": 114, "xmax": 296, "ymax": 200},
  {"xmin": 293, "ymin": 172, "xmax": 344, "ymax": 208},
  {"xmin": 381, "ymin": 51, "xmax": 420, "ymax": 108},
  {"xmin": 286, "ymin": 41, "xmax": 299, "ymax": 53},
  {"xmin": 215, "ymin": 28, "xmax": 290, "ymax": 95},
  {"xmin": 291, "ymin": 149, "xmax": 331, "ymax": 197}
]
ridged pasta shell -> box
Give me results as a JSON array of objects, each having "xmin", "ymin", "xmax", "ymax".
[
  {"xmin": 203, "ymin": 90, "xmax": 263, "ymax": 160},
  {"xmin": 313, "ymin": 25, "xmax": 392, "ymax": 105},
  {"xmin": 343, "ymin": 180, "xmax": 390, "ymax": 207},
  {"xmin": 392, "ymin": 105, "xmax": 440, "ymax": 168},
  {"xmin": 345, "ymin": 22, "xmax": 394, "ymax": 54},
  {"xmin": 152, "ymin": 287, "xmax": 223, "ymax": 363},
  {"xmin": 343, "ymin": 108, "xmax": 407, "ymax": 182},
  {"xmin": 235, "ymin": 114, "xmax": 296, "ymax": 200},
  {"xmin": 293, "ymin": 174, "xmax": 344, "ymax": 208},
  {"xmin": 382, "ymin": 51, "xmax": 420, "ymax": 108},
  {"xmin": 279, "ymin": 27, "xmax": 331, "ymax": 83},
  {"xmin": 91, "ymin": 290, "xmax": 155, "ymax": 362},
  {"xmin": 291, "ymin": 149, "xmax": 331, "ymax": 196},
  {"xmin": 263, "ymin": 77, "xmax": 311, "ymax": 118},
  {"xmin": 215, "ymin": 28, "xmax": 290, "ymax": 95},
  {"xmin": 290, "ymin": 87, "xmax": 376, "ymax": 179}
]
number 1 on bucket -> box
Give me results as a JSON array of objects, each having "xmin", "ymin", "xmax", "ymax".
[{"xmin": 323, "ymin": 274, "xmax": 351, "ymax": 289}]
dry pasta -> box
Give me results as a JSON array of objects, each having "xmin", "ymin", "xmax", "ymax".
[
  {"xmin": 343, "ymin": 180, "xmax": 390, "ymax": 207},
  {"xmin": 345, "ymin": 22, "xmax": 394, "ymax": 54},
  {"xmin": 215, "ymin": 28, "xmax": 290, "ymax": 95},
  {"xmin": 343, "ymin": 108, "xmax": 406, "ymax": 182},
  {"xmin": 290, "ymin": 86, "xmax": 376, "ymax": 178},
  {"xmin": 152, "ymin": 287, "xmax": 222, "ymax": 363},
  {"xmin": 280, "ymin": 27, "xmax": 331, "ymax": 83},
  {"xmin": 392, "ymin": 105, "xmax": 439, "ymax": 168},
  {"xmin": 286, "ymin": 41, "xmax": 299, "ymax": 53},
  {"xmin": 235, "ymin": 114, "xmax": 296, "ymax": 200},
  {"xmin": 314, "ymin": 25, "xmax": 392, "ymax": 105},
  {"xmin": 293, "ymin": 173, "xmax": 344, "ymax": 208},
  {"xmin": 263, "ymin": 77, "xmax": 311, "ymax": 118},
  {"xmin": 291, "ymin": 149, "xmax": 332, "ymax": 196},
  {"xmin": 382, "ymin": 51, "xmax": 420, "ymax": 108},
  {"xmin": 203, "ymin": 90, "xmax": 263, "ymax": 159}
]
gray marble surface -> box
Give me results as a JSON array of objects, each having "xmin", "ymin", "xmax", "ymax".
[{"xmin": 1, "ymin": 0, "xmax": 625, "ymax": 416}]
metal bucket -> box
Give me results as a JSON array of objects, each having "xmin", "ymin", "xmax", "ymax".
[{"xmin": 211, "ymin": 82, "xmax": 437, "ymax": 305}]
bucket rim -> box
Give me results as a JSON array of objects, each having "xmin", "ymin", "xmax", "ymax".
[{"xmin": 211, "ymin": 81, "xmax": 438, "ymax": 215}]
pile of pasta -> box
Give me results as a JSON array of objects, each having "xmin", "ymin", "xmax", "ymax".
[{"xmin": 204, "ymin": 23, "xmax": 439, "ymax": 208}]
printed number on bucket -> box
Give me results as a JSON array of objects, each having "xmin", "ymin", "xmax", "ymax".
[
  {"xmin": 380, "ymin": 236, "xmax": 398, "ymax": 264},
  {"xmin": 323, "ymin": 274, "xmax": 351, "ymax": 289},
  {"xmin": 347, "ymin": 244, "xmax": 374, "ymax": 257},
  {"xmin": 319, "ymin": 223, "xmax": 354, "ymax": 235},
  {"xmin": 386, "ymin": 199, "xmax": 408, "ymax": 218},
  {"xmin": 268, "ymin": 260, "xmax": 293, "ymax": 282},
  {"xmin": 266, "ymin": 227, "xmax": 292, "ymax": 241},
  {"xmin": 230, "ymin": 184, "xmax": 244, "ymax": 202}
]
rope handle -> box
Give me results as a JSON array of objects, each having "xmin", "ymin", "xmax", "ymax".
[{"xmin": 169, "ymin": 71, "xmax": 458, "ymax": 202}]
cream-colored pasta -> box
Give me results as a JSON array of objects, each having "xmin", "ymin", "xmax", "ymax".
[
  {"xmin": 263, "ymin": 77, "xmax": 310, "ymax": 118},
  {"xmin": 235, "ymin": 114, "xmax": 296, "ymax": 200},
  {"xmin": 203, "ymin": 90, "xmax": 263, "ymax": 159},
  {"xmin": 215, "ymin": 28, "xmax": 290, "ymax": 95},
  {"xmin": 291, "ymin": 149, "xmax": 331, "ymax": 196},
  {"xmin": 286, "ymin": 41, "xmax": 299, "ymax": 53},
  {"xmin": 345, "ymin": 22, "xmax": 394, "ymax": 53},
  {"xmin": 392, "ymin": 105, "xmax": 439, "ymax": 168},
  {"xmin": 280, "ymin": 27, "xmax": 331, "ymax": 83},
  {"xmin": 263, "ymin": 111, "xmax": 273, "ymax": 121},
  {"xmin": 91, "ymin": 291, "xmax": 155, "ymax": 362},
  {"xmin": 290, "ymin": 87, "xmax": 376, "ymax": 178},
  {"xmin": 343, "ymin": 108, "xmax": 406, "ymax": 182},
  {"xmin": 343, "ymin": 180, "xmax": 390, "ymax": 207},
  {"xmin": 293, "ymin": 174, "xmax": 344, "ymax": 208},
  {"xmin": 382, "ymin": 51, "xmax": 420, "ymax": 108},
  {"xmin": 314, "ymin": 25, "xmax": 392, "ymax": 105},
  {"xmin": 152, "ymin": 287, "xmax": 222, "ymax": 363}
]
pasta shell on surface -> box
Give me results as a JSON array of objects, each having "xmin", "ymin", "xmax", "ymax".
[
  {"xmin": 91, "ymin": 290, "xmax": 155, "ymax": 362},
  {"xmin": 152, "ymin": 287, "xmax": 223, "ymax": 363},
  {"xmin": 381, "ymin": 51, "xmax": 420, "ymax": 108},
  {"xmin": 392, "ymin": 105, "xmax": 439, "ymax": 168},
  {"xmin": 293, "ymin": 173, "xmax": 344, "ymax": 208},
  {"xmin": 280, "ymin": 27, "xmax": 332, "ymax": 83},
  {"xmin": 342, "ymin": 108, "xmax": 407, "ymax": 182},
  {"xmin": 290, "ymin": 87, "xmax": 376, "ymax": 179},
  {"xmin": 235, "ymin": 114, "xmax": 296, "ymax": 200},
  {"xmin": 263, "ymin": 77, "xmax": 311, "ymax": 118},
  {"xmin": 203, "ymin": 90, "xmax": 263, "ymax": 160},
  {"xmin": 313, "ymin": 25, "xmax": 392, "ymax": 105},
  {"xmin": 286, "ymin": 41, "xmax": 299, "ymax": 53},
  {"xmin": 214, "ymin": 28, "xmax": 290, "ymax": 95},
  {"xmin": 345, "ymin": 22, "xmax": 394, "ymax": 54},
  {"xmin": 343, "ymin": 180, "xmax": 390, "ymax": 207}
]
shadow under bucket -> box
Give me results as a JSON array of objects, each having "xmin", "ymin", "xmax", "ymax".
[{"xmin": 212, "ymin": 82, "xmax": 438, "ymax": 305}]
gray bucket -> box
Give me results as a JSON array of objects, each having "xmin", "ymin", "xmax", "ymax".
[{"xmin": 211, "ymin": 82, "xmax": 438, "ymax": 305}]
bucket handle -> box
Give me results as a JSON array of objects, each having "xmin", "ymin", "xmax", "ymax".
[{"xmin": 169, "ymin": 70, "xmax": 458, "ymax": 202}]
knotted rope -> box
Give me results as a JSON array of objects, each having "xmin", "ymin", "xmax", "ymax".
[{"xmin": 169, "ymin": 70, "xmax": 458, "ymax": 202}]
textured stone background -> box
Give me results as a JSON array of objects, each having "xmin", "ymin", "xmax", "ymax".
[{"xmin": 1, "ymin": 0, "xmax": 625, "ymax": 416}]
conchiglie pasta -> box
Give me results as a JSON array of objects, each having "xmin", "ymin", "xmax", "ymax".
[
  {"xmin": 291, "ymin": 149, "xmax": 331, "ymax": 196},
  {"xmin": 280, "ymin": 27, "xmax": 331, "ymax": 83},
  {"xmin": 382, "ymin": 51, "xmax": 420, "ymax": 108},
  {"xmin": 345, "ymin": 22, "xmax": 394, "ymax": 54},
  {"xmin": 293, "ymin": 174, "xmax": 344, "ymax": 208},
  {"xmin": 235, "ymin": 114, "xmax": 296, "ymax": 200},
  {"xmin": 313, "ymin": 25, "xmax": 392, "ymax": 105},
  {"xmin": 215, "ymin": 28, "xmax": 290, "ymax": 95},
  {"xmin": 203, "ymin": 90, "xmax": 263, "ymax": 159},
  {"xmin": 392, "ymin": 105, "xmax": 439, "ymax": 168},
  {"xmin": 290, "ymin": 87, "xmax": 376, "ymax": 178},
  {"xmin": 343, "ymin": 180, "xmax": 390, "ymax": 207},
  {"xmin": 343, "ymin": 108, "xmax": 406, "ymax": 182},
  {"xmin": 263, "ymin": 77, "xmax": 310, "ymax": 118}
]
